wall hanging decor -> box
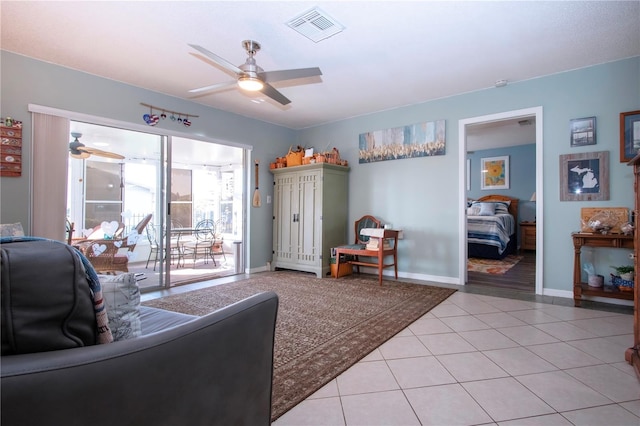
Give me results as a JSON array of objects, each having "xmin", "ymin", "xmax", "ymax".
[
  {"xmin": 619, "ymin": 110, "xmax": 640, "ymax": 162},
  {"xmin": 358, "ymin": 119, "xmax": 445, "ymax": 164},
  {"xmin": 570, "ymin": 116, "xmax": 596, "ymax": 147},
  {"xmin": 480, "ymin": 155, "xmax": 509, "ymax": 190},
  {"xmin": 140, "ymin": 103, "xmax": 199, "ymax": 127},
  {"xmin": 1, "ymin": 116, "xmax": 23, "ymax": 177},
  {"xmin": 559, "ymin": 151, "xmax": 609, "ymax": 201}
]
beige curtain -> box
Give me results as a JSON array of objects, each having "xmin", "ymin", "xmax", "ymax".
[{"xmin": 31, "ymin": 113, "xmax": 70, "ymax": 241}]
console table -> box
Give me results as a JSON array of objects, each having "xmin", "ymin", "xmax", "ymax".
[{"xmin": 572, "ymin": 232, "xmax": 635, "ymax": 307}]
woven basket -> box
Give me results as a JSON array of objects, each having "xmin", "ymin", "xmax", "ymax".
[
  {"xmin": 285, "ymin": 147, "xmax": 303, "ymax": 167},
  {"xmin": 324, "ymin": 147, "xmax": 340, "ymax": 164},
  {"xmin": 611, "ymin": 274, "xmax": 634, "ymax": 291}
]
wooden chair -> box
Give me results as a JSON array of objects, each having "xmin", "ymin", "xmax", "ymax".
[{"xmin": 334, "ymin": 215, "xmax": 400, "ymax": 285}]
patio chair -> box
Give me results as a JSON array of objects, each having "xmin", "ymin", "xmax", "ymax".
[
  {"xmin": 145, "ymin": 221, "xmax": 184, "ymax": 270},
  {"xmin": 182, "ymin": 219, "xmax": 218, "ymax": 267},
  {"xmin": 210, "ymin": 219, "xmax": 227, "ymax": 262}
]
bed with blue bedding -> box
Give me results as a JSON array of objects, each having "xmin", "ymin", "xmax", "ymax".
[{"xmin": 467, "ymin": 195, "xmax": 519, "ymax": 260}]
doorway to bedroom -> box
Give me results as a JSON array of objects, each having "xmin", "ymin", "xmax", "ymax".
[{"xmin": 459, "ymin": 107, "xmax": 543, "ymax": 295}]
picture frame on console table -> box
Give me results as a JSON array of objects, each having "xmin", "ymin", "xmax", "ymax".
[
  {"xmin": 620, "ymin": 110, "xmax": 640, "ymax": 162},
  {"xmin": 559, "ymin": 151, "xmax": 609, "ymax": 201}
]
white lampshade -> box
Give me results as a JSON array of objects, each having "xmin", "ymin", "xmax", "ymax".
[{"xmin": 530, "ymin": 192, "xmax": 536, "ymax": 202}]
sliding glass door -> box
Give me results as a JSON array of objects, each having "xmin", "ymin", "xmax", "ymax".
[{"xmin": 67, "ymin": 122, "xmax": 245, "ymax": 291}]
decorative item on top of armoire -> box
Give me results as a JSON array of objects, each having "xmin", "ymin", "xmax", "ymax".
[
  {"xmin": 271, "ymin": 163, "xmax": 349, "ymax": 278},
  {"xmin": 1, "ymin": 117, "xmax": 23, "ymax": 177},
  {"xmin": 624, "ymin": 152, "xmax": 640, "ymax": 380}
]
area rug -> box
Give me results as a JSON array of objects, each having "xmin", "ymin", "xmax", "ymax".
[
  {"xmin": 142, "ymin": 271, "xmax": 455, "ymax": 421},
  {"xmin": 468, "ymin": 255, "xmax": 523, "ymax": 275}
]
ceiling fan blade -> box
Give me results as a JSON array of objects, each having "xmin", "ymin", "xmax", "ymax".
[
  {"xmin": 189, "ymin": 80, "xmax": 237, "ymax": 94},
  {"xmin": 83, "ymin": 147, "xmax": 125, "ymax": 160},
  {"xmin": 260, "ymin": 67, "xmax": 322, "ymax": 83},
  {"xmin": 188, "ymin": 44, "xmax": 242, "ymax": 75},
  {"xmin": 70, "ymin": 151, "xmax": 91, "ymax": 159},
  {"xmin": 260, "ymin": 83, "xmax": 291, "ymax": 106}
]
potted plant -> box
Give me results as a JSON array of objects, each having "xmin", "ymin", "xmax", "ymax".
[{"xmin": 610, "ymin": 265, "xmax": 634, "ymax": 281}]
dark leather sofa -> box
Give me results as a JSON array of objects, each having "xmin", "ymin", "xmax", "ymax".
[{"xmin": 1, "ymin": 240, "xmax": 279, "ymax": 426}]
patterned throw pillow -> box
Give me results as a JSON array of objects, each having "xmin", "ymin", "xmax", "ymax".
[
  {"xmin": 99, "ymin": 273, "xmax": 141, "ymax": 341},
  {"xmin": 0, "ymin": 223, "xmax": 25, "ymax": 237}
]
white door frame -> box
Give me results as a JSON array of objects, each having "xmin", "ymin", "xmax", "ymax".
[{"xmin": 458, "ymin": 106, "xmax": 544, "ymax": 294}]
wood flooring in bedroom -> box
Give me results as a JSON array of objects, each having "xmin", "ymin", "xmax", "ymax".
[{"xmin": 467, "ymin": 250, "xmax": 536, "ymax": 293}]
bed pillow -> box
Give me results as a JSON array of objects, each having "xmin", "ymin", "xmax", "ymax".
[
  {"xmin": 99, "ymin": 273, "xmax": 141, "ymax": 341},
  {"xmin": 494, "ymin": 202, "xmax": 510, "ymax": 214},
  {"xmin": 477, "ymin": 202, "xmax": 496, "ymax": 216},
  {"xmin": 467, "ymin": 205, "xmax": 481, "ymax": 216}
]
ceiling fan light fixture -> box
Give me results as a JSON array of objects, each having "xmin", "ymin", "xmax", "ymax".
[{"xmin": 238, "ymin": 76, "xmax": 264, "ymax": 91}]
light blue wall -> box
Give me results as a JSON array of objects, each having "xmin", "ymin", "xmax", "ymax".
[
  {"xmin": 467, "ymin": 144, "xmax": 537, "ymax": 222},
  {"xmin": 2, "ymin": 51, "xmax": 638, "ymax": 292},
  {"xmin": 297, "ymin": 57, "xmax": 640, "ymax": 293},
  {"xmin": 0, "ymin": 51, "xmax": 296, "ymax": 270}
]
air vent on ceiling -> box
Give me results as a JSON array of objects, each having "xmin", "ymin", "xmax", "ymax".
[{"xmin": 286, "ymin": 7, "xmax": 345, "ymax": 42}]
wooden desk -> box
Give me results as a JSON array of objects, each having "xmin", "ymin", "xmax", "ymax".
[
  {"xmin": 335, "ymin": 229, "xmax": 400, "ymax": 285},
  {"xmin": 572, "ymin": 232, "xmax": 634, "ymax": 307}
]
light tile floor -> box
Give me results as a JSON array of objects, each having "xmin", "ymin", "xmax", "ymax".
[{"xmin": 273, "ymin": 290, "xmax": 640, "ymax": 426}]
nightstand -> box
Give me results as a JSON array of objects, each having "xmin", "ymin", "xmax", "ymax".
[{"xmin": 520, "ymin": 222, "xmax": 536, "ymax": 252}]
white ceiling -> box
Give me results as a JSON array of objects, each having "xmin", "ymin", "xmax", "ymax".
[{"xmin": 2, "ymin": 1, "xmax": 639, "ymax": 134}]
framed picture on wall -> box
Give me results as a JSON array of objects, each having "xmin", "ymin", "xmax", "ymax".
[
  {"xmin": 480, "ymin": 156, "xmax": 509, "ymax": 190},
  {"xmin": 569, "ymin": 116, "xmax": 596, "ymax": 147},
  {"xmin": 619, "ymin": 110, "xmax": 640, "ymax": 162},
  {"xmin": 559, "ymin": 151, "xmax": 609, "ymax": 201}
]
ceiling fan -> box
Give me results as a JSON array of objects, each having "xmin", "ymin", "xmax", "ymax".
[
  {"xmin": 188, "ymin": 40, "xmax": 322, "ymax": 105},
  {"xmin": 69, "ymin": 132, "xmax": 124, "ymax": 160}
]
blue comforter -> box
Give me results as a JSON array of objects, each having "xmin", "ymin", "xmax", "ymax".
[{"xmin": 467, "ymin": 214, "xmax": 515, "ymax": 255}]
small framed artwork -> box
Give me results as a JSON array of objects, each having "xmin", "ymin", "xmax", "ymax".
[
  {"xmin": 570, "ymin": 116, "xmax": 596, "ymax": 147},
  {"xmin": 481, "ymin": 155, "xmax": 509, "ymax": 190},
  {"xmin": 559, "ymin": 151, "xmax": 609, "ymax": 201},
  {"xmin": 619, "ymin": 110, "xmax": 640, "ymax": 162}
]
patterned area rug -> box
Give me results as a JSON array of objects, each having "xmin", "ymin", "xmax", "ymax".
[
  {"xmin": 142, "ymin": 271, "xmax": 455, "ymax": 421},
  {"xmin": 468, "ymin": 255, "xmax": 523, "ymax": 274}
]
